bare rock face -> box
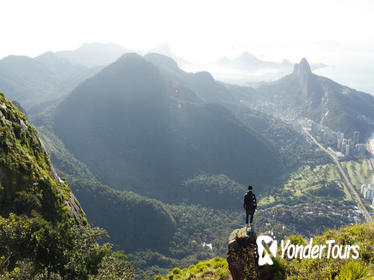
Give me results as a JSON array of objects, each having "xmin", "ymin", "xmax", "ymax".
[
  {"xmin": 227, "ymin": 227, "xmax": 284, "ymax": 280},
  {"xmin": 227, "ymin": 227, "xmax": 259, "ymax": 280}
]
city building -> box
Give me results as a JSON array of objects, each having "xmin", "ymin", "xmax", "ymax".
[
  {"xmin": 342, "ymin": 138, "xmax": 347, "ymax": 147},
  {"xmin": 362, "ymin": 184, "xmax": 374, "ymax": 200},
  {"xmin": 347, "ymin": 139, "xmax": 353, "ymax": 149},
  {"xmin": 311, "ymin": 122, "xmax": 317, "ymax": 134},
  {"xmin": 367, "ymin": 185, "xmax": 374, "ymax": 200},
  {"xmin": 355, "ymin": 144, "xmax": 366, "ymax": 156},
  {"xmin": 361, "ymin": 184, "xmax": 367, "ymax": 195},
  {"xmin": 345, "ymin": 144, "xmax": 350, "ymax": 156},
  {"xmin": 305, "ymin": 119, "xmax": 313, "ymax": 129},
  {"xmin": 353, "ymin": 131, "xmax": 360, "ymax": 145},
  {"xmin": 337, "ymin": 137, "xmax": 342, "ymax": 150},
  {"xmin": 341, "ymin": 142, "xmax": 346, "ymax": 154}
]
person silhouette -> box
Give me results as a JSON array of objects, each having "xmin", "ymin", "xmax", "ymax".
[{"xmin": 243, "ymin": 185, "xmax": 257, "ymax": 228}]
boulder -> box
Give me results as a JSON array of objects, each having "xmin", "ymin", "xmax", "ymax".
[{"xmin": 227, "ymin": 226, "xmax": 259, "ymax": 280}]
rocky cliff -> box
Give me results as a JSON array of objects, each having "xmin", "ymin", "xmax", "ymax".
[
  {"xmin": 0, "ymin": 92, "xmax": 135, "ymax": 279},
  {"xmin": 227, "ymin": 227, "xmax": 259, "ymax": 280},
  {"xmin": 0, "ymin": 92, "xmax": 85, "ymax": 223},
  {"xmin": 227, "ymin": 227, "xmax": 282, "ymax": 280}
]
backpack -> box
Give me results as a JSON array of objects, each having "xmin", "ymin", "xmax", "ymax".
[{"xmin": 244, "ymin": 192, "xmax": 256, "ymax": 210}]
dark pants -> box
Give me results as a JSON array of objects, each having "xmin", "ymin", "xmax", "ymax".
[{"xmin": 246, "ymin": 209, "xmax": 255, "ymax": 224}]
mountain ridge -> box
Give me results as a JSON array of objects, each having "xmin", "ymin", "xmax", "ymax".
[
  {"xmin": 0, "ymin": 53, "xmax": 100, "ymax": 109},
  {"xmin": 53, "ymin": 42, "xmax": 131, "ymax": 67},
  {"xmin": 52, "ymin": 53, "xmax": 283, "ymax": 201},
  {"xmin": 0, "ymin": 92, "xmax": 135, "ymax": 279},
  {"xmin": 0, "ymin": 92, "xmax": 85, "ymax": 223},
  {"xmin": 248, "ymin": 58, "xmax": 374, "ymax": 139},
  {"xmin": 216, "ymin": 52, "xmax": 325, "ymax": 72}
]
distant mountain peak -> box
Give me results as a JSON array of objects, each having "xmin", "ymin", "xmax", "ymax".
[
  {"xmin": 145, "ymin": 53, "xmax": 178, "ymax": 65},
  {"xmin": 293, "ymin": 57, "xmax": 312, "ymax": 76},
  {"xmin": 238, "ymin": 51, "xmax": 260, "ymax": 63},
  {"xmin": 149, "ymin": 43, "xmax": 188, "ymax": 67},
  {"xmin": 194, "ymin": 71, "xmax": 215, "ymax": 83},
  {"xmin": 144, "ymin": 52, "xmax": 181, "ymax": 73},
  {"xmin": 35, "ymin": 51, "xmax": 71, "ymax": 66},
  {"xmin": 36, "ymin": 51, "xmax": 55, "ymax": 59},
  {"xmin": 217, "ymin": 56, "xmax": 230, "ymax": 64},
  {"xmin": 117, "ymin": 52, "xmax": 143, "ymax": 61},
  {"xmin": 153, "ymin": 42, "xmax": 173, "ymax": 53},
  {"xmin": 77, "ymin": 42, "xmax": 126, "ymax": 51},
  {"xmin": 53, "ymin": 42, "xmax": 130, "ymax": 67},
  {"xmin": 106, "ymin": 53, "xmax": 157, "ymax": 75},
  {"xmin": 281, "ymin": 59, "xmax": 292, "ymax": 66}
]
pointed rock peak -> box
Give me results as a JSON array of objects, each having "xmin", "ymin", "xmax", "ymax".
[
  {"xmin": 293, "ymin": 57, "xmax": 312, "ymax": 75},
  {"xmin": 300, "ymin": 57, "xmax": 311, "ymax": 68}
]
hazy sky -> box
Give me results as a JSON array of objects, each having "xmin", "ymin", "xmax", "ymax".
[{"xmin": 1, "ymin": 0, "xmax": 374, "ymax": 64}]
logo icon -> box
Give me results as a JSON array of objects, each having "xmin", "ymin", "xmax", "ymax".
[{"xmin": 257, "ymin": 235, "xmax": 278, "ymax": 265}]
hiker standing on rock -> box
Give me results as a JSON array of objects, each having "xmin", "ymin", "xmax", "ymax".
[{"xmin": 243, "ymin": 185, "xmax": 257, "ymax": 228}]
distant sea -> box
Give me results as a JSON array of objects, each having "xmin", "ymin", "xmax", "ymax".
[{"xmin": 315, "ymin": 62, "xmax": 374, "ymax": 95}]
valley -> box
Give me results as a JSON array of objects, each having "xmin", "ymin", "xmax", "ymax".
[
  {"xmin": 1, "ymin": 1, "xmax": 374, "ymax": 279},
  {"xmin": 1, "ymin": 47, "xmax": 374, "ymax": 279}
]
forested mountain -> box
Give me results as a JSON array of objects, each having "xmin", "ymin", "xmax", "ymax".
[
  {"xmin": 0, "ymin": 93, "xmax": 134, "ymax": 279},
  {"xmin": 191, "ymin": 51, "xmax": 327, "ymax": 85},
  {"xmin": 249, "ymin": 58, "xmax": 374, "ymax": 139},
  {"xmin": 0, "ymin": 53, "xmax": 100, "ymax": 109},
  {"xmin": 144, "ymin": 53, "xmax": 236, "ymax": 104},
  {"xmin": 34, "ymin": 123, "xmax": 246, "ymax": 278},
  {"xmin": 52, "ymin": 53, "xmax": 283, "ymax": 200},
  {"xmin": 216, "ymin": 51, "xmax": 293, "ymax": 72},
  {"xmin": 215, "ymin": 51, "xmax": 325, "ymax": 73},
  {"xmin": 3, "ymin": 50, "xmax": 374, "ymax": 279},
  {"xmin": 35, "ymin": 127, "xmax": 178, "ymax": 253},
  {"xmin": 53, "ymin": 42, "xmax": 131, "ymax": 67},
  {"xmin": 148, "ymin": 43, "xmax": 189, "ymax": 67},
  {"xmin": 145, "ymin": 53, "xmax": 324, "ymax": 169},
  {"xmin": 0, "ymin": 92, "xmax": 84, "ymax": 223}
]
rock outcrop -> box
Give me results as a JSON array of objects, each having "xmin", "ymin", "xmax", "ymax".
[
  {"xmin": 0, "ymin": 92, "xmax": 86, "ymax": 224},
  {"xmin": 227, "ymin": 227, "xmax": 259, "ymax": 280},
  {"xmin": 227, "ymin": 227, "xmax": 284, "ymax": 280}
]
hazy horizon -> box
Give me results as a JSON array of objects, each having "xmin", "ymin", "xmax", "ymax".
[
  {"xmin": 1, "ymin": 2, "xmax": 374, "ymax": 279},
  {"xmin": 2, "ymin": 40, "xmax": 373, "ymax": 94},
  {"xmin": 1, "ymin": 0, "xmax": 373, "ymax": 61},
  {"xmin": 1, "ymin": 0, "xmax": 373, "ymax": 93}
]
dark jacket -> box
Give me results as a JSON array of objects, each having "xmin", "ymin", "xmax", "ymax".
[{"xmin": 243, "ymin": 191, "xmax": 257, "ymax": 211}]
